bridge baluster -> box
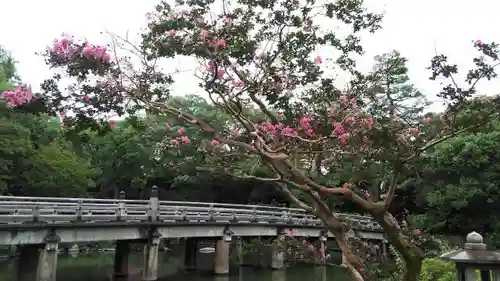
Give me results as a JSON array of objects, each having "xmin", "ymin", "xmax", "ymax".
[
  {"xmin": 181, "ymin": 208, "xmax": 187, "ymax": 221},
  {"xmin": 251, "ymin": 207, "xmax": 257, "ymax": 222},
  {"xmin": 117, "ymin": 191, "xmax": 126, "ymax": 221},
  {"xmin": 208, "ymin": 204, "xmax": 215, "ymax": 221},
  {"xmin": 148, "ymin": 186, "xmax": 159, "ymax": 222},
  {"xmin": 32, "ymin": 205, "xmax": 39, "ymax": 222},
  {"xmin": 286, "ymin": 209, "xmax": 293, "ymax": 224},
  {"xmin": 76, "ymin": 200, "xmax": 83, "ymax": 221},
  {"xmin": 231, "ymin": 210, "xmax": 237, "ymax": 222}
]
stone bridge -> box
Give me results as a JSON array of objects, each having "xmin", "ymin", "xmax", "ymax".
[{"xmin": 0, "ymin": 187, "xmax": 385, "ymax": 281}]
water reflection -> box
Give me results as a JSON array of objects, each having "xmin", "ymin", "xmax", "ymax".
[{"xmin": 0, "ymin": 250, "xmax": 349, "ymax": 281}]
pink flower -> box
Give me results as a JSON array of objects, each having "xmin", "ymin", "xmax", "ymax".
[
  {"xmin": 299, "ymin": 116, "xmax": 312, "ymax": 129},
  {"xmin": 233, "ymin": 128, "xmax": 240, "ymax": 137},
  {"xmin": 363, "ymin": 117, "xmax": 374, "ymax": 130},
  {"xmin": 332, "ymin": 123, "xmax": 345, "ymax": 136},
  {"xmin": 102, "ymin": 53, "xmax": 111, "ymax": 63},
  {"xmin": 308, "ymin": 244, "xmax": 315, "ymax": 251},
  {"xmin": 81, "ymin": 44, "xmax": 111, "ymax": 62},
  {"xmin": 83, "ymin": 95, "xmax": 90, "ymax": 102},
  {"xmin": 305, "ymin": 128, "xmax": 314, "ymax": 136},
  {"xmin": 261, "ymin": 122, "xmax": 277, "ymax": 134},
  {"xmin": 422, "ymin": 116, "xmax": 432, "ymax": 124},
  {"xmin": 339, "ymin": 95, "xmax": 348, "ymax": 106},
  {"xmin": 177, "ymin": 128, "xmax": 185, "ymax": 135},
  {"xmin": 344, "ymin": 116, "xmax": 356, "ymax": 126},
  {"xmin": 165, "ymin": 30, "xmax": 177, "ymax": 37},
  {"xmin": 109, "ymin": 120, "xmax": 117, "ymax": 129},
  {"xmin": 338, "ymin": 133, "xmax": 350, "ymax": 145},
  {"xmin": 206, "ymin": 61, "xmax": 216, "ymax": 72},
  {"xmin": 215, "ymin": 39, "xmax": 227, "ymax": 48},
  {"xmin": 281, "ymin": 127, "xmax": 298, "ymax": 137},
  {"xmin": 216, "ymin": 69, "xmax": 224, "ymax": 79},
  {"xmin": 199, "ymin": 29, "xmax": 209, "ymax": 40},
  {"xmin": 0, "ymin": 85, "xmax": 34, "ymax": 107},
  {"xmin": 234, "ymin": 80, "xmax": 244, "ymax": 88},
  {"xmin": 222, "ymin": 16, "xmax": 233, "ymax": 25},
  {"xmin": 314, "ymin": 56, "xmax": 322, "ymax": 64},
  {"xmin": 475, "ymin": 40, "xmax": 483, "ymax": 46},
  {"xmin": 210, "ymin": 139, "xmax": 219, "ymax": 146},
  {"xmin": 82, "ymin": 45, "xmax": 94, "ymax": 59},
  {"xmin": 302, "ymin": 239, "xmax": 308, "ymax": 245},
  {"xmin": 180, "ymin": 136, "xmax": 191, "ymax": 143}
]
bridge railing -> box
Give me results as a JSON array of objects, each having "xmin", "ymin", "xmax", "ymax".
[{"xmin": 0, "ymin": 195, "xmax": 381, "ymax": 230}]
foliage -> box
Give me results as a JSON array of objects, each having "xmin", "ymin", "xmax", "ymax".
[
  {"xmin": 4, "ymin": 1, "xmax": 500, "ymax": 280},
  {"xmin": 0, "ymin": 104, "xmax": 98, "ymax": 196},
  {"xmin": 409, "ymin": 120, "xmax": 500, "ymax": 239},
  {"xmin": 0, "ymin": 46, "xmax": 19, "ymax": 92},
  {"xmin": 420, "ymin": 258, "xmax": 456, "ymax": 281}
]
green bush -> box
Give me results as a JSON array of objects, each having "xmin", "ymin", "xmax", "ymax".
[{"xmin": 420, "ymin": 258, "xmax": 456, "ymax": 281}]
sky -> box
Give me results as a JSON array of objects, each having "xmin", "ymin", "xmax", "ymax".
[{"xmin": 1, "ymin": 0, "xmax": 499, "ymax": 113}]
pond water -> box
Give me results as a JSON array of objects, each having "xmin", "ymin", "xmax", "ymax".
[{"xmin": 0, "ymin": 250, "xmax": 350, "ymax": 281}]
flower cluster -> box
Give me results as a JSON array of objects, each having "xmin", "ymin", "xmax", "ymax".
[
  {"xmin": 286, "ymin": 228, "xmax": 327, "ymax": 260},
  {"xmin": 171, "ymin": 128, "xmax": 191, "ymax": 146},
  {"xmin": 0, "ymin": 85, "xmax": 34, "ymax": 107},
  {"xmin": 258, "ymin": 96, "xmax": 375, "ymax": 147},
  {"xmin": 49, "ymin": 35, "xmax": 111, "ymax": 63}
]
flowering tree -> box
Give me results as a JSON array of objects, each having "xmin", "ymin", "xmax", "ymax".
[{"xmin": 3, "ymin": 0, "xmax": 500, "ymax": 280}]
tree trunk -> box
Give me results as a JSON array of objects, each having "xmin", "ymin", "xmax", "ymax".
[
  {"xmin": 313, "ymin": 203, "xmax": 366, "ymax": 281},
  {"xmin": 374, "ymin": 211, "xmax": 424, "ymax": 281}
]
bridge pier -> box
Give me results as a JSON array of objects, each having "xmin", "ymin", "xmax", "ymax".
[
  {"xmin": 272, "ymin": 270, "xmax": 287, "ymax": 281},
  {"xmin": 36, "ymin": 234, "xmax": 60, "ymax": 281},
  {"xmin": 184, "ymin": 238, "xmax": 198, "ymax": 271},
  {"xmin": 314, "ymin": 266, "xmax": 327, "ymax": 281},
  {"xmin": 17, "ymin": 244, "xmax": 41, "ymax": 281},
  {"xmin": 214, "ymin": 228, "xmax": 233, "ymax": 275},
  {"xmin": 271, "ymin": 232, "xmax": 286, "ymax": 270},
  {"xmin": 113, "ymin": 240, "xmax": 131, "ymax": 281},
  {"xmin": 141, "ymin": 231, "xmax": 161, "ymax": 281}
]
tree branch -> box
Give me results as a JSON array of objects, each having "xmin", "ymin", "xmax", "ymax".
[{"xmin": 277, "ymin": 183, "xmax": 314, "ymax": 212}]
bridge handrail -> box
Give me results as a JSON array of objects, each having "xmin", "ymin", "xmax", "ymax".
[
  {"xmin": 0, "ymin": 195, "xmax": 380, "ymax": 229},
  {"xmin": 0, "ymin": 195, "xmax": 148, "ymax": 204},
  {"xmin": 0, "ymin": 196, "xmax": 373, "ymax": 219}
]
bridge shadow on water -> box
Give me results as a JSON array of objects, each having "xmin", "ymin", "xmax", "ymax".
[{"xmin": 0, "ymin": 249, "xmax": 350, "ymax": 281}]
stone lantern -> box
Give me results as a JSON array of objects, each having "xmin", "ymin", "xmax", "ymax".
[{"xmin": 440, "ymin": 231, "xmax": 500, "ymax": 281}]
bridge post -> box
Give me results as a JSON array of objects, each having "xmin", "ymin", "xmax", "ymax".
[
  {"xmin": 184, "ymin": 238, "xmax": 198, "ymax": 271},
  {"xmin": 148, "ymin": 186, "xmax": 159, "ymax": 222},
  {"xmin": 271, "ymin": 231, "xmax": 286, "ymax": 270},
  {"xmin": 318, "ymin": 233, "xmax": 328, "ymax": 262},
  {"xmin": 17, "ymin": 244, "xmax": 42, "ymax": 281},
  {"xmin": 314, "ymin": 266, "xmax": 327, "ymax": 281},
  {"xmin": 381, "ymin": 241, "xmax": 388, "ymax": 259},
  {"xmin": 214, "ymin": 227, "xmax": 233, "ymax": 275},
  {"xmin": 271, "ymin": 270, "xmax": 287, "ymax": 281},
  {"xmin": 142, "ymin": 231, "xmax": 162, "ymax": 281},
  {"xmin": 116, "ymin": 190, "xmax": 127, "ymax": 220},
  {"xmin": 36, "ymin": 234, "xmax": 60, "ymax": 281},
  {"xmin": 113, "ymin": 240, "xmax": 131, "ymax": 281}
]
